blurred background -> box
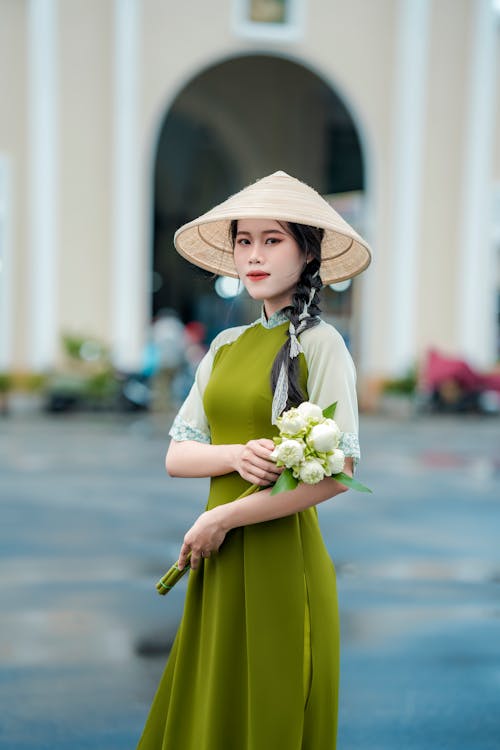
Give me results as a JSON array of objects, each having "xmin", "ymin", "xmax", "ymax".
[{"xmin": 0, "ymin": 1, "xmax": 499, "ymax": 749}]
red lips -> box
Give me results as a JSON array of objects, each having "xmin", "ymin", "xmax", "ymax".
[{"xmin": 246, "ymin": 272, "xmax": 270, "ymax": 280}]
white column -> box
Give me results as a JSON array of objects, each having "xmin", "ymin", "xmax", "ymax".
[
  {"xmin": 27, "ymin": 0, "xmax": 59, "ymax": 371},
  {"xmin": 456, "ymin": 0, "xmax": 497, "ymax": 367},
  {"xmin": 0, "ymin": 156, "xmax": 13, "ymax": 370},
  {"xmin": 387, "ymin": 0, "xmax": 431, "ymax": 375},
  {"xmin": 111, "ymin": 0, "xmax": 143, "ymax": 371}
]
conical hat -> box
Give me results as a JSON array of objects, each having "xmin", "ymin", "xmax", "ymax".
[{"xmin": 173, "ymin": 170, "xmax": 372, "ymax": 285}]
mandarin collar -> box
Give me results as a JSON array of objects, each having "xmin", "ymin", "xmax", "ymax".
[{"xmin": 259, "ymin": 305, "xmax": 289, "ymax": 329}]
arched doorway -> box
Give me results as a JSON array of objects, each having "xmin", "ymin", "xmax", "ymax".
[{"xmin": 152, "ymin": 54, "xmax": 366, "ymax": 347}]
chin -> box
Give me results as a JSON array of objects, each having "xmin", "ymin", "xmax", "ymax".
[
  {"xmin": 243, "ymin": 286, "xmax": 267, "ymax": 301},
  {"xmin": 250, "ymin": 291, "xmax": 267, "ymax": 301}
]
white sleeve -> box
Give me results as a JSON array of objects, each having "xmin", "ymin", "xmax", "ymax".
[
  {"xmin": 168, "ymin": 345, "xmax": 214, "ymax": 444},
  {"xmin": 300, "ymin": 320, "xmax": 361, "ymax": 469}
]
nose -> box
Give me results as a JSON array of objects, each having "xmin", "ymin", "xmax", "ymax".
[{"xmin": 248, "ymin": 241, "xmax": 263, "ymax": 264}]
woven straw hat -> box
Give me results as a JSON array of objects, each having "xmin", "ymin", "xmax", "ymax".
[{"xmin": 173, "ymin": 170, "xmax": 372, "ymax": 285}]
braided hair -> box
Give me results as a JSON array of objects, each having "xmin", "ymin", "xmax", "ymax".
[{"xmin": 229, "ymin": 220, "xmax": 323, "ymax": 413}]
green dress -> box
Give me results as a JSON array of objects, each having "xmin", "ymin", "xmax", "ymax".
[{"xmin": 136, "ymin": 307, "xmax": 361, "ymax": 750}]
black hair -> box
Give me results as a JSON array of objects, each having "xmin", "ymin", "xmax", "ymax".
[{"xmin": 229, "ymin": 219, "xmax": 323, "ymax": 410}]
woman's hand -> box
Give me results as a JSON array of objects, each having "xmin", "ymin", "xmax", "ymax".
[
  {"xmin": 178, "ymin": 507, "xmax": 228, "ymax": 571},
  {"xmin": 233, "ymin": 438, "xmax": 283, "ymax": 486}
]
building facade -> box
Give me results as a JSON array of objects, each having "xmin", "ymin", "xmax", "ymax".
[{"xmin": 0, "ymin": 0, "xmax": 499, "ymax": 405}]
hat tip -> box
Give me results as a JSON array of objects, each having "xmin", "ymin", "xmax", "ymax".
[{"xmin": 271, "ymin": 170, "xmax": 290, "ymax": 178}]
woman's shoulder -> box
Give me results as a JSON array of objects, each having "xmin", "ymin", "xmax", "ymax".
[
  {"xmin": 299, "ymin": 318, "xmax": 350, "ymax": 353},
  {"xmin": 299, "ymin": 318, "xmax": 356, "ymax": 374}
]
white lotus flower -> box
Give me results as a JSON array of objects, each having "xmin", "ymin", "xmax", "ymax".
[
  {"xmin": 296, "ymin": 401, "xmax": 323, "ymax": 423},
  {"xmin": 277, "ymin": 408, "xmax": 307, "ymax": 437},
  {"xmin": 270, "ymin": 439, "xmax": 305, "ymax": 468},
  {"xmin": 326, "ymin": 448, "xmax": 345, "ymax": 476},
  {"xmin": 307, "ymin": 420, "xmax": 341, "ymax": 452},
  {"xmin": 298, "ymin": 459, "xmax": 326, "ymax": 485}
]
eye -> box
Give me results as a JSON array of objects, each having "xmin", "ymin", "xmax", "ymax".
[
  {"xmin": 236, "ymin": 238, "xmax": 250, "ymax": 246},
  {"xmin": 265, "ymin": 237, "xmax": 280, "ymax": 245}
]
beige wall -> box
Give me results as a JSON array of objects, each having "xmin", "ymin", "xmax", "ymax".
[
  {"xmin": 417, "ymin": 0, "xmax": 471, "ymax": 358},
  {"xmin": 494, "ymin": 13, "xmax": 500, "ymax": 264},
  {"xmin": 495, "ymin": 17, "xmax": 500, "ymax": 183},
  {"xmin": 58, "ymin": 0, "xmax": 113, "ymax": 360},
  {"xmin": 0, "ymin": 0, "xmax": 28, "ymax": 367},
  {"xmin": 0, "ymin": 0, "xmax": 498, "ymax": 389}
]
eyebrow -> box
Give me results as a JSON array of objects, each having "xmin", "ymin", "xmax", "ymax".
[{"xmin": 235, "ymin": 229, "xmax": 286, "ymax": 236}]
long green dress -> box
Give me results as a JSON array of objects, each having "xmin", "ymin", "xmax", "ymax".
[{"xmin": 136, "ymin": 307, "xmax": 361, "ymax": 750}]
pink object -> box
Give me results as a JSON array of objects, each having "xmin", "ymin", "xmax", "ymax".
[
  {"xmin": 184, "ymin": 321, "xmax": 206, "ymax": 345},
  {"xmin": 422, "ymin": 349, "xmax": 500, "ymax": 393}
]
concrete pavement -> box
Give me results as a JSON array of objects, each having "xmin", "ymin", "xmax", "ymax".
[{"xmin": 0, "ymin": 411, "xmax": 499, "ymax": 749}]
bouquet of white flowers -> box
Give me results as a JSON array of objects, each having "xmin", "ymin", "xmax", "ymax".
[{"xmin": 269, "ymin": 400, "xmax": 371, "ymax": 495}]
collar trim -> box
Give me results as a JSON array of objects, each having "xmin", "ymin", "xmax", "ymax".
[{"xmin": 259, "ymin": 305, "xmax": 289, "ymax": 329}]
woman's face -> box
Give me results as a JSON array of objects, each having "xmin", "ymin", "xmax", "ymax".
[{"xmin": 233, "ymin": 218, "xmax": 307, "ymax": 316}]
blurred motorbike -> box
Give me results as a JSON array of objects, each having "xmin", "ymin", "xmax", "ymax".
[{"xmin": 419, "ymin": 348, "xmax": 500, "ymax": 414}]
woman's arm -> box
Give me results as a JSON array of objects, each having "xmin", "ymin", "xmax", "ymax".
[
  {"xmin": 178, "ymin": 457, "xmax": 354, "ymax": 569},
  {"xmin": 165, "ymin": 440, "xmax": 240, "ymax": 478},
  {"xmin": 166, "ymin": 438, "xmax": 283, "ymax": 485},
  {"xmin": 221, "ymin": 457, "xmax": 353, "ymax": 529}
]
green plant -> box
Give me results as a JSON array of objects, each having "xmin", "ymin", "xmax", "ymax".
[
  {"xmin": 382, "ymin": 366, "xmax": 417, "ymax": 396},
  {"xmin": 0, "ymin": 373, "xmax": 13, "ymax": 393},
  {"xmin": 84, "ymin": 369, "xmax": 119, "ymax": 399},
  {"xmin": 12, "ymin": 372, "xmax": 49, "ymax": 392},
  {"xmin": 62, "ymin": 334, "xmax": 87, "ymax": 360},
  {"xmin": 61, "ymin": 333, "xmax": 110, "ymax": 363}
]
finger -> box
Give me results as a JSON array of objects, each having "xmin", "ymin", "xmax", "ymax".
[
  {"xmin": 241, "ymin": 470, "xmax": 267, "ymax": 485},
  {"xmin": 243, "ymin": 471, "xmax": 279, "ymax": 486},
  {"xmin": 250, "ymin": 442, "xmax": 278, "ymax": 460},
  {"xmin": 177, "ymin": 542, "xmax": 191, "ymax": 571},
  {"xmin": 244, "ymin": 455, "xmax": 282, "ymax": 475},
  {"xmin": 190, "ymin": 551, "xmax": 202, "ymax": 570},
  {"xmin": 257, "ymin": 438, "xmax": 277, "ymax": 452},
  {"xmin": 250, "ymin": 463, "xmax": 283, "ymax": 481}
]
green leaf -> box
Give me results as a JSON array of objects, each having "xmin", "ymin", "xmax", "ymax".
[
  {"xmin": 270, "ymin": 468, "xmax": 299, "ymax": 495},
  {"xmin": 333, "ymin": 471, "xmax": 373, "ymax": 493},
  {"xmin": 322, "ymin": 401, "xmax": 338, "ymax": 419}
]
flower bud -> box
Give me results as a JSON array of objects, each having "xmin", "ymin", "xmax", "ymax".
[
  {"xmin": 296, "ymin": 401, "xmax": 323, "ymax": 423},
  {"xmin": 270, "ymin": 439, "xmax": 305, "ymax": 468},
  {"xmin": 277, "ymin": 408, "xmax": 307, "ymax": 437},
  {"xmin": 308, "ymin": 421, "xmax": 341, "ymax": 452},
  {"xmin": 298, "ymin": 459, "xmax": 325, "ymax": 485},
  {"xmin": 326, "ymin": 448, "xmax": 345, "ymax": 475}
]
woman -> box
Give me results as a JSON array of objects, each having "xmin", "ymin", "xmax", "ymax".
[{"xmin": 136, "ymin": 170, "xmax": 372, "ymax": 749}]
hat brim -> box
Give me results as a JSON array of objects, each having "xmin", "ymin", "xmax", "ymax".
[{"xmin": 173, "ymin": 172, "xmax": 372, "ymax": 285}]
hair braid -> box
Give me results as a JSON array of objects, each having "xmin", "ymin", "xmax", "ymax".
[{"xmin": 270, "ymin": 229, "xmax": 322, "ymax": 409}]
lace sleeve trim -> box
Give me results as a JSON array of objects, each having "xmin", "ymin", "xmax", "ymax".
[
  {"xmin": 168, "ymin": 414, "xmax": 211, "ymax": 444},
  {"xmin": 338, "ymin": 431, "xmax": 360, "ymax": 469}
]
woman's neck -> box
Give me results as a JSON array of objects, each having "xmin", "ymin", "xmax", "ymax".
[{"xmin": 263, "ymin": 297, "xmax": 291, "ymax": 319}]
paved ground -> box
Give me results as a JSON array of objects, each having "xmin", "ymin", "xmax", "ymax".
[{"xmin": 0, "ymin": 410, "xmax": 499, "ymax": 750}]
